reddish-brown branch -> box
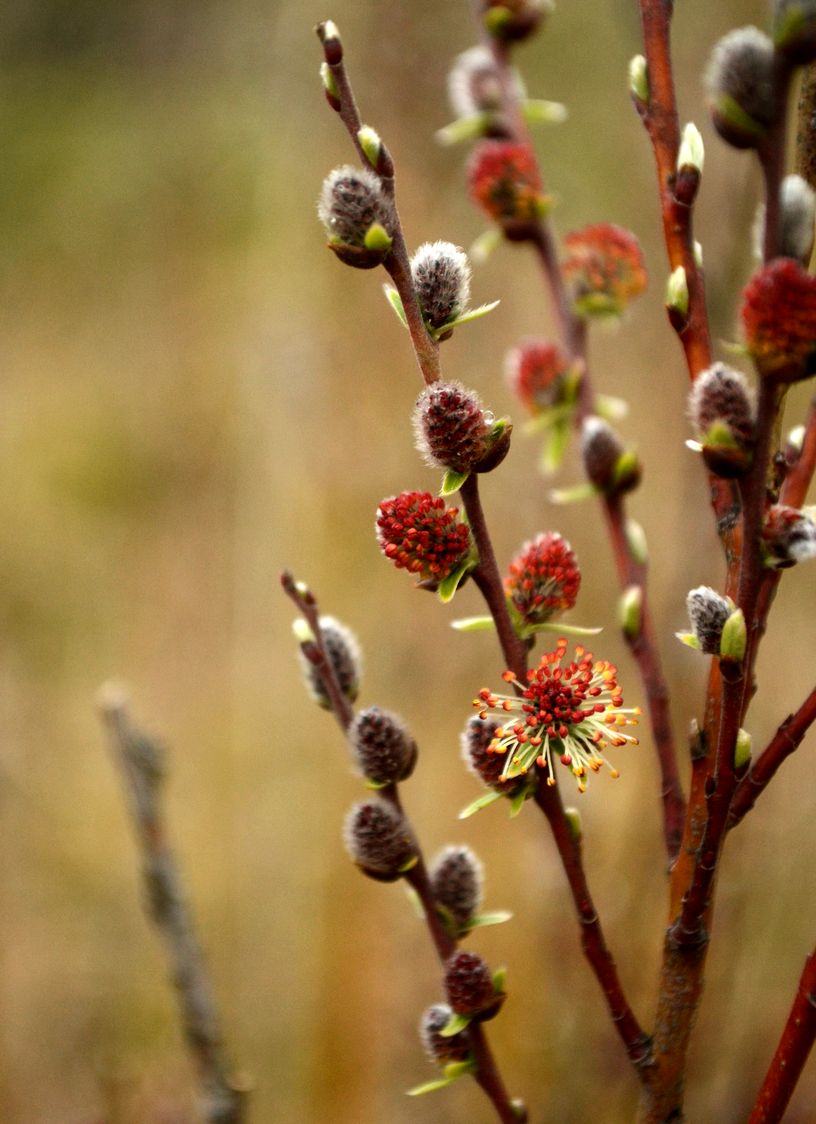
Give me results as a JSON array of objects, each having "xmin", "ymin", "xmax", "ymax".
[
  {"xmin": 729, "ymin": 685, "xmax": 816, "ymax": 830},
  {"xmin": 316, "ymin": 22, "xmax": 441, "ymax": 386},
  {"xmin": 534, "ymin": 779, "xmax": 653, "ymax": 1072},
  {"xmin": 748, "ymin": 949, "xmax": 816, "ymax": 1124}
]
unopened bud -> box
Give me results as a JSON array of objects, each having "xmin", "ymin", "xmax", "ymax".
[
  {"xmin": 686, "ymin": 587, "xmax": 732, "ymax": 655},
  {"xmin": 444, "ymin": 950, "xmax": 503, "ymax": 1019},
  {"xmin": 482, "ymin": 0, "xmax": 552, "ymax": 43},
  {"xmin": 666, "ymin": 266, "xmax": 689, "ymax": 322},
  {"xmin": 410, "ymin": 242, "xmax": 471, "ymax": 332},
  {"xmin": 318, "ymin": 166, "xmax": 394, "ymax": 269},
  {"xmin": 720, "ymin": 607, "xmax": 747, "ymax": 663},
  {"xmin": 734, "ymin": 728, "xmax": 752, "ymax": 770},
  {"xmin": 299, "ymin": 616, "xmax": 361, "ymax": 708},
  {"xmin": 629, "ymin": 55, "xmax": 649, "ymax": 103},
  {"xmin": 343, "ymin": 798, "xmax": 417, "ymax": 881},
  {"xmin": 619, "ymin": 585, "xmax": 643, "ymax": 640},
  {"xmin": 461, "ymin": 716, "xmax": 529, "ymax": 796},
  {"xmin": 564, "ymin": 806, "xmax": 582, "ymax": 842},
  {"xmin": 688, "ymin": 363, "xmax": 756, "ymax": 477},
  {"xmin": 429, "ymin": 846, "xmax": 484, "ymax": 932},
  {"xmin": 581, "ymin": 417, "xmax": 640, "ymax": 494},
  {"xmin": 448, "ymin": 45, "xmax": 522, "ymax": 119},
  {"xmin": 420, "ymin": 1004, "xmax": 472, "ymax": 1066},
  {"xmin": 773, "ymin": 0, "xmax": 816, "ymax": 64},
  {"xmin": 348, "ymin": 706, "xmax": 417, "ymax": 785},
  {"xmin": 675, "ymin": 123, "xmax": 704, "ymax": 205},
  {"xmin": 413, "ymin": 381, "xmax": 500, "ymax": 475},
  {"xmin": 705, "ymin": 27, "xmax": 777, "ymax": 150},
  {"xmin": 762, "ymin": 503, "xmax": 816, "ymax": 566}
]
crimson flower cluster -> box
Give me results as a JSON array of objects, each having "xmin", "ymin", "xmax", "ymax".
[
  {"xmin": 741, "ymin": 258, "xmax": 816, "ymax": 380},
  {"xmin": 376, "ymin": 491, "xmax": 471, "ymax": 585},
  {"xmin": 467, "ymin": 140, "xmax": 548, "ymax": 233},
  {"xmin": 504, "ymin": 532, "xmax": 580, "ymax": 628},
  {"xmin": 504, "ymin": 338, "xmax": 571, "ymax": 415},
  {"xmin": 561, "ymin": 222, "xmax": 647, "ymax": 317}
]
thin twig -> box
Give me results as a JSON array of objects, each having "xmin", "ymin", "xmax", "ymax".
[
  {"xmin": 98, "ymin": 684, "xmax": 248, "ymax": 1124},
  {"xmin": 747, "ymin": 948, "xmax": 816, "ymax": 1124}
]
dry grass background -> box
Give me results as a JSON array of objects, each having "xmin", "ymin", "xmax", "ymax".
[{"xmin": 1, "ymin": 1, "xmax": 815, "ymax": 1121}]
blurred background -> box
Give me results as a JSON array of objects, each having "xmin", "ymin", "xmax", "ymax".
[{"xmin": 1, "ymin": 1, "xmax": 815, "ymax": 1121}]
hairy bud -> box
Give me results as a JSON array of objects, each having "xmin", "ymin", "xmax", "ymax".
[
  {"xmin": 705, "ymin": 28, "xmax": 777, "ymax": 149},
  {"xmin": 348, "ymin": 706, "xmax": 417, "ymax": 785},
  {"xmin": 762, "ymin": 504, "xmax": 816, "ymax": 566},
  {"xmin": 461, "ymin": 716, "xmax": 529, "ymax": 796},
  {"xmin": 773, "ymin": 0, "xmax": 816, "ymax": 64},
  {"xmin": 448, "ymin": 45, "xmax": 521, "ymax": 119},
  {"xmin": 413, "ymin": 381, "xmax": 494, "ymax": 473},
  {"xmin": 429, "ymin": 845, "xmax": 484, "ymax": 932},
  {"xmin": 419, "ymin": 1004, "xmax": 472, "ymax": 1066},
  {"xmin": 686, "ymin": 587, "xmax": 732, "ymax": 655},
  {"xmin": 444, "ymin": 950, "xmax": 503, "ymax": 1020},
  {"xmin": 343, "ymin": 798, "xmax": 417, "ymax": 881},
  {"xmin": 300, "ymin": 616, "xmax": 361, "ymax": 709},
  {"xmin": 581, "ymin": 417, "xmax": 641, "ymax": 494},
  {"xmin": 317, "ymin": 165, "xmax": 394, "ymax": 268},
  {"xmin": 688, "ymin": 363, "xmax": 755, "ymax": 477},
  {"xmin": 410, "ymin": 242, "xmax": 471, "ymax": 332}
]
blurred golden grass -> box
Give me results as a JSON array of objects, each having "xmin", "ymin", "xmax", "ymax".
[{"xmin": 1, "ymin": 1, "xmax": 814, "ymax": 1121}]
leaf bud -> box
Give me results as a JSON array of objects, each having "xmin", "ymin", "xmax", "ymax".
[
  {"xmin": 675, "ymin": 123, "xmax": 704, "ymax": 206},
  {"xmin": 343, "ymin": 798, "xmax": 417, "ymax": 882},
  {"xmin": 619, "ymin": 584, "xmax": 643, "ymax": 640},
  {"xmin": 429, "ymin": 845, "xmax": 484, "ymax": 933},
  {"xmin": 629, "ymin": 55, "xmax": 649, "ymax": 104},
  {"xmin": 318, "ymin": 166, "xmax": 394, "ymax": 269},
  {"xmin": 705, "ymin": 28, "xmax": 777, "ymax": 149},
  {"xmin": 719, "ymin": 607, "xmax": 747, "ymax": 663},
  {"xmin": 734, "ymin": 728, "xmax": 752, "ymax": 771},
  {"xmin": 348, "ymin": 705, "xmax": 417, "ymax": 785}
]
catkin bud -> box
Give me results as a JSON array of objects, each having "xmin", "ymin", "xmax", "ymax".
[
  {"xmin": 762, "ymin": 504, "xmax": 816, "ymax": 566},
  {"xmin": 773, "ymin": 0, "xmax": 816, "ymax": 64},
  {"xmin": 460, "ymin": 716, "xmax": 528, "ymax": 796},
  {"xmin": 348, "ymin": 706, "xmax": 417, "ymax": 785},
  {"xmin": 776, "ymin": 175, "xmax": 815, "ymax": 264},
  {"xmin": 300, "ymin": 616, "xmax": 361, "ymax": 709},
  {"xmin": 413, "ymin": 381, "xmax": 494, "ymax": 474},
  {"xmin": 686, "ymin": 587, "xmax": 731, "ymax": 655},
  {"xmin": 429, "ymin": 845, "xmax": 484, "ymax": 932},
  {"xmin": 705, "ymin": 28, "xmax": 777, "ymax": 149},
  {"xmin": 419, "ymin": 1004, "xmax": 472, "ymax": 1066},
  {"xmin": 688, "ymin": 363, "xmax": 755, "ymax": 477},
  {"xmin": 482, "ymin": 0, "xmax": 552, "ymax": 42},
  {"xmin": 343, "ymin": 798, "xmax": 417, "ymax": 882},
  {"xmin": 581, "ymin": 417, "xmax": 641, "ymax": 494},
  {"xmin": 410, "ymin": 242, "xmax": 471, "ymax": 333},
  {"xmin": 444, "ymin": 950, "xmax": 503, "ymax": 1020},
  {"xmin": 448, "ymin": 46, "xmax": 518, "ymax": 119},
  {"xmin": 317, "ymin": 165, "xmax": 394, "ymax": 269}
]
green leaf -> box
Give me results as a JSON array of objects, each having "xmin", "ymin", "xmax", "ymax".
[
  {"xmin": 443, "ymin": 1060, "xmax": 475, "ymax": 1080},
  {"xmin": 595, "ymin": 393, "xmax": 629, "ymax": 422},
  {"xmin": 461, "ymin": 910, "xmax": 513, "ymax": 932},
  {"xmin": 539, "ymin": 418, "xmax": 571, "ymax": 475},
  {"xmin": 491, "ymin": 966, "xmax": 508, "ymax": 993},
  {"xmin": 509, "ymin": 789, "xmax": 528, "ymax": 817},
  {"xmin": 437, "ymin": 559, "xmax": 473, "ymax": 604},
  {"xmin": 521, "ymin": 620, "xmax": 603, "ymax": 639},
  {"xmin": 440, "ymin": 1011, "xmax": 471, "ymax": 1038},
  {"xmin": 470, "ymin": 228, "xmax": 502, "ymax": 264},
  {"xmin": 522, "ymin": 98, "xmax": 568, "ymax": 125},
  {"xmin": 435, "ymin": 113, "xmax": 491, "ymax": 146},
  {"xmin": 383, "ymin": 284, "xmax": 408, "ymax": 328},
  {"xmin": 403, "ymin": 884, "xmax": 426, "ymax": 920},
  {"xmin": 523, "ymin": 402, "xmax": 575, "ymax": 436},
  {"xmin": 549, "ymin": 482, "xmax": 597, "ymax": 505},
  {"xmin": 451, "ymin": 616, "xmax": 496, "ymax": 632},
  {"xmin": 432, "ymin": 300, "xmax": 501, "ymax": 339},
  {"xmin": 459, "ymin": 791, "xmax": 505, "ymax": 819},
  {"xmin": 675, "ymin": 631, "xmax": 702, "ymax": 650},
  {"xmin": 407, "ymin": 1077, "xmax": 458, "ymax": 1096},
  {"xmin": 440, "ymin": 468, "xmax": 470, "ymax": 496}
]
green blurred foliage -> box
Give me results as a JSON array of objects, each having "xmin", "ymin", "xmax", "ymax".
[{"xmin": 0, "ymin": 1, "xmax": 814, "ymax": 1122}]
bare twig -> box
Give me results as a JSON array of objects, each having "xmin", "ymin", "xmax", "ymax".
[
  {"xmin": 98, "ymin": 683, "xmax": 248, "ymax": 1124},
  {"xmin": 748, "ymin": 948, "xmax": 816, "ymax": 1124}
]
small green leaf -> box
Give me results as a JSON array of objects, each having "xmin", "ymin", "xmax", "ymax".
[
  {"xmin": 451, "ymin": 616, "xmax": 496, "ymax": 632},
  {"xmin": 403, "ymin": 884, "xmax": 426, "ymax": 920},
  {"xmin": 461, "ymin": 910, "xmax": 513, "ymax": 932},
  {"xmin": 440, "ymin": 468, "xmax": 470, "ymax": 496},
  {"xmin": 521, "ymin": 620, "xmax": 603, "ymax": 639},
  {"xmin": 443, "ymin": 1060, "xmax": 475, "ymax": 1080},
  {"xmin": 539, "ymin": 418, "xmax": 571, "ymax": 475},
  {"xmin": 549, "ymin": 482, "xmax": 597, "ymax": 505},
  {"xmin": 459, "ymin": 791, "xmax": 504, "ymax": 819},
  {"xmin": 437, "ymin": 558, "xmax": 473, "ymax": 604},
  {"xmin": 678, "ymin": 121, "xmax": 704, "ymax": 173},
  {"xmin": 522, "ymin": 98, "xmax": 568, "ymax": 125},
  {"xmin": 407, "ymin": 1076, "xmax": 457, "ymax": 1096},
  {"xmin": 675, "ymin": 630, "xmax": 702, "ymax": 650},
  {"xmin": 440, "ymin": 1011, "xmax": 471, "ymax": 1038},
  {"xmin": 470, "ymin": 228, "xmax": 502, "ymax": 264},
  {"xmin": 491, "ymin": 966, "xmax": 508, "ymax": 993},
  {"xmin": 435, "ymin": 113, "xmax": 491, "ymax": 146},
  {"xmin": 292, "ymin": 618, "xmax": 315, "ymax": 644},
  {"xmin": 595, "ymin": 393, "xmax": 629, "ymax": 422},
  {"xmin": 398, "ymin": 854, "xmax": 420, "ymax": 873},
  {"xmin": 508, "ymin": 789, "xmax": 528, "ymax": 817},
  {"xmin": 365, "ymin": 777, "xmax": 390, "ymax": 790},
  {"xmin": 364, "ymin": 222, "xmax": 392, "ymax": 252},
  {"xmin": 625, "ymin": 518, "xmax": 648, "ymax": 564},
  {"xmin": 358, "ymin": 124, "xmax": 382, "ymax": 169},
  {"xmin": 629, "ymin": 54, "xmax": 649, "ymax": 103},
  {"xmin": 720, "ymin": 607, "xmax": 747, "ymax": 662},
  {"xmin": 666, "ymin": 266, "xmax": 689, "ymax": 317},
  {"xmin": 320, "ymin": 61, "xmax": 339, "ymax": 100},
  {"xmin": 383, "ymin": 285, "xmax": 408, "ymax": 328},
  {"xmin": 432, "ymin": 300, "xmax": 501, "ymax": 338},
  {"xmin": 524, "ymin": 402, "xmax": 574, "ymax": 436}
]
